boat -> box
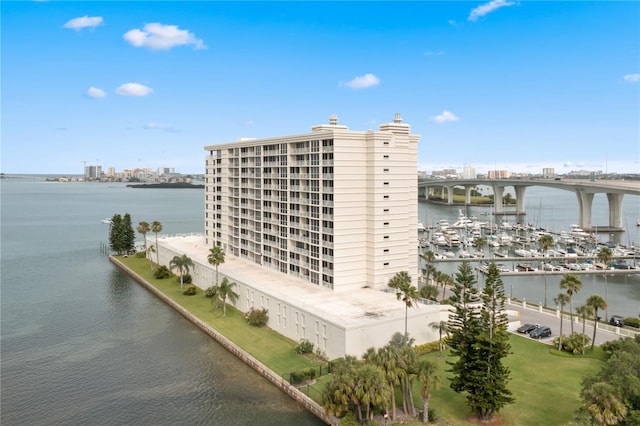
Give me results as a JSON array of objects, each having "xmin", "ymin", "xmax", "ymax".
[
  {"xmin": 432, "ymin": 231, "xmax": 448, "ymax": 246},
  {"xmin": 418, "ymin": 222, "xmax": 426, "ymax": 232},
  {"xmin": 444, "ymin": 230, "xmax": 461, "ymax": 247},
  {"xmin": 636, "ymin": 219, "xmax": 640, "ymax": 227},
  {"xmin": 514, "ymin": 249, "xmax": 532, "ymax": 257},
  {"xmin": 442, "ymin": 250, "xmax": 456, "ymax": 258},
  {"xmin": 516, "ymin": 263, "xmax": 535, "ymax": 272},
  {"xmin": 101, "ymin": 218, "xmax": 112, "ymax": 224}
]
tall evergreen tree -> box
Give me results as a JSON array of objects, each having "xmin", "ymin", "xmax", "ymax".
[
  {"xmin": 472, "ymin": 262, "xmax": 515, "ymax": 420},
  {"xmin": 122, "ymin": 213, "xmax": 135, "ymax": 254},
  {"xmin": 108, "ymin": 214, "xmax": 124, "ymax": 254},
  {"xmin": 448, "ymin": 261, "xmax": 514, "ymax": 421},
  {"xmin": 448, "ymin": 261, "xmax": 481, "ymax": 404}
]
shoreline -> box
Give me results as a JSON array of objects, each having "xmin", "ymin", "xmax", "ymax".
[{"xmin": 109, "ymin": 255, "xmax": 338, "ymax": 426}]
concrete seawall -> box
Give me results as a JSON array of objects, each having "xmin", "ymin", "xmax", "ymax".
[{"xmin": 110, "ymin": 256, "xmax": 339, "ymax": 426}]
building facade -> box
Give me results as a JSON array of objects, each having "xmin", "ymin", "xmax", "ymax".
[{"xmin": 204, "ymin": 114, "xmax": 420, "ymax": 292}]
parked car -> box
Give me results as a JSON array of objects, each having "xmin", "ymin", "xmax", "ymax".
[
  {"xmin": 516, "ymin": 323, "xmax": 538, "ymax": 335},
  {"xmin": 609, "ymin": 315, "xmax": 625, "ymax": 327},
  {"xmin": 529, "ymin": 326, "xmax": 552, "ymax": 339}
]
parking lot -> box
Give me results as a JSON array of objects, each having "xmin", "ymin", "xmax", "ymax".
[{"xmin": 509, "ymin": 302, "xmax": 630, "ymax": 346}]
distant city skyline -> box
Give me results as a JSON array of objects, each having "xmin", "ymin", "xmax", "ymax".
[{"xmin": 2, "ymin": 2, "xmax": 638, "ymax": 175}]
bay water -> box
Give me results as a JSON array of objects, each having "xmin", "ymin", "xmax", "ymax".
[
  {"xmin": 419, "ymin": 185, "xmax": 640, "ymax": 318},
  {"xmin": 1, "ymin": 176, "xmax": 638, "ymax": 425},
  {"xmin": 0, "ymin": 176, "xmax": 323, "ymax": 426}
]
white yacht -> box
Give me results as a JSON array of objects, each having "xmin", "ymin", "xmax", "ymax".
[{"xmin": 418, "ymin": 222, "xmax": 426, "ymax": 232}]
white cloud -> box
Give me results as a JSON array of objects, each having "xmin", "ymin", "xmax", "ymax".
[
  {"xmin": 623, "ymin": 73, "xmax": 639, "ymax": 83},
  {"xmin": 563, "ymin": 161, "xmax": 573, "ymax": 168},
  {"xmin": 424, "ymin": 51, "xmax": 444, "ymax": 56},
  {"xmin": 63, "ymin": 16, "xmax": 103, "ymax": 30},
  {"xmin": 116, "ymin": 83, "xmax": 153, "ymax": 97},
  {"xmin": 468, "ymin": 0, "xmax": 516, "ymax": 22},
  {"xmin": 123, "ymin": 23, "xmax": 206, "ymax": 50},
  {"xmin": 87, "ymin": 87, "xmax": 106, "ymax": 98},
  {"xmin": 431, "ymin": 110, "xmax": 459, "ymax": 124},
  {"xmin": 144, "ymin": 123, "xmax": 179, "ymax": 132},
  {"xmin": 341, "ymin": 73, "xmax": 381, "ymax": 89}
]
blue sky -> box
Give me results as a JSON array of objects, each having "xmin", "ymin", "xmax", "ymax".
[{"xmin": 2, "ymin": 1, "xmax": 639, "ymax": 175}]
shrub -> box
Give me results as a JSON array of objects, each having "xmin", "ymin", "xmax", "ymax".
[
  {"xmin": 624, "ymin": 317, "xmax": 640, "ymax": 329},
  {"xmin": 290, "ymin": 367, "xmax": 317, "ymax": 384},
  {"xmin": 175, "ymin": 274, "xmax": 192, "ymax": 284},
  {"xmin": 415, "ymin": 341, "xmax": 441, "ymax": 356},
  {"xmin": 553, "ymin": 332, "xmax": 591, "ymax": 354},
  {"xmin": 204, "ymin": 286, "xmax": 218, "ymax": 298},
  {"xmin": 135, "ymin": 251, "xmax": 146, "ymax": 259},
  {"xmin": 182, "ymin": 285, "xmax": 197, "ymax": 296},
  {"xmin": 295, "ymin": 339, "xmax": 314, "ymax": 354},
  {"xmin": 153, "ymin": 265, "xmax": 172, "ymax": 279},
  {"xmin": 428, "ymin": 408, "xmax": 438, "ymax": 422},
  {"xmin": 245, "ymin": 307, "xmax": 269, "ymax": 327}
]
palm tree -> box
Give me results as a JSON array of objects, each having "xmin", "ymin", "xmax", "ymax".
[
  {"xmin": 146, "ymin": 244, "xmax": 155, "ymax": 271},
  {"xmin": 207, "ymin": 245, "xmax": 225, "ymax": 286},
  {"xmin": 440, "ymin": 273, "xmax": 454, "ymax": 302},
  {"xmin": 597, "ymin": 247, "xmax": 613, "ymax": 320},
  {"xmin": 429, "ymin": 320, "xmax": 449, "ymax": 356},
  {"xmin": 218, "ymin": 277, "xmax": 239, "ymax": 316},
  {"xmin": 586, "ymin": 294, "xmax": 607, "ymax": 350},
  {"xmin": 422, "ymin": 264, "xmax": 437, "ymax": 288},
  {"xmin": 575, "ymin": 304, "xmax": 594, "ymax": 355},
  {"xmin": 388, "ymin": 271, "xmax": 419, "ymax": 336},
  {"xmin": 137, "ymin": 221, "xmax": 151, "ymax": 251},
  {"xmin": 538, "ymin": 234, "xmax": 555, "ymax": 306},
  {"xmin": 151, "ymin": 221, "xmax": 163, "ymax": 266},
  {"xmin": 554, "ymin": 292, "xmax": 571, "ymax": 351},
  {"xmin": 538, "ymin": 234, "xmax": 555, "ymax": 254},
  {"xmin": 415, "ymin": 359, "xmax": 441, "ymax": 424},
  {"xmin": 169, "ymin": 254, "xmax": 194, "ymax": 290},
  {"xmin": 420, "ymin": 284, "xmax": 439, "ymax": 302},
  {"xmin": 474, "ymin": 237, "xmax": 486, "ymax": 256},
  {"xmin": 560, "ymin": 274, "xmax": 582, "ymax": 333},
  {"xmin": 581, "ymin": 381, "xmax": 628, "ymax": 426},
  {"xmin": 363, "ymin": 345, "xmax": 402, "ymax": 421}
]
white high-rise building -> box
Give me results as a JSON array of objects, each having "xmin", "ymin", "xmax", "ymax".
[
  {"xmin": 204, "ymin": 114, "xmax": 420, "ymax": 292},
  {"xmin": 462, "ymin": 164, "xmax": 476, "ymax": 179}
]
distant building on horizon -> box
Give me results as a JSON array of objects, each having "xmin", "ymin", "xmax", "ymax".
[
  {"xmin": 542, "ymin": 167, "xmax": 555, "ymax": 179},
  {"xmin": 462, "ymin": 164, "xmax": 476, "ymax": 179},
  {"xmin": 488, "ymin": 169, "xmax": 512, "ymax": 179}
]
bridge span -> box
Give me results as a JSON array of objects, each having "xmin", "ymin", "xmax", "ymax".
[{"xmin": 418, "ymin": 178, "xmax": 640, "ymax": 238}]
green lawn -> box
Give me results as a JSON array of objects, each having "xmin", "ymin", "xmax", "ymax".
[
  {"xmin": 117, "ymin": 255, "xmax": 604, "ymax": 426},
  {"xmin": 117, "ymin": 256, "xmax": 321, "ymax": 375},
  {"xmin": 422, "ymin": 335, "xmax": 604, "ymax": 425}
]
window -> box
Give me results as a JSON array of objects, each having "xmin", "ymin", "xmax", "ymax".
[
  {"xmin": 384, "ymin": 249, "xmax": 389, "ymax": 253},
  {"xmin": 383, "ymin": 168, "xmax": 389, "ymax": 172},
  {"xmin": 383, "ymin": 208, "xmax": 389, "ymax": 212},
  {"xmin": 383, "ymin": 195, "xmax": 389, "ymax": 199},
  {"xmin": 384, "ymin": 235, "xmax": 389, "ymax": 239},
  {"xmin": 383, "ymin": 155, "xmax": 389, "ymax": 159},
  {"xmin": 383, "ymin": 222, "xmax": 389, "ymax": 226},
  {"xmin": 384, "ymin": 262, "xmax": 389, "ymax": 266}
]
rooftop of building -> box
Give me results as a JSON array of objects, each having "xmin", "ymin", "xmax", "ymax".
[{"xmin": 157, "ymin": 234, "xmax": 440, "ymax": 329}]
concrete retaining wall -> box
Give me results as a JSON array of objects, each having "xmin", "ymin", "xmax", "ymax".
[{"xmin": 110, "ymin": 256, "xmax": 339, "ymax": 426}]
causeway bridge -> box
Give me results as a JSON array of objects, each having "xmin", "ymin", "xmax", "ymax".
[{"xmin": 418, "ymin": 178, "xmax": 640, "ymax": 236}]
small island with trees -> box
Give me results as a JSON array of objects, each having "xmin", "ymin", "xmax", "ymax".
[{"xmin": 126, "ymin": 182, "xmax": 204, "ymax": 189}]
